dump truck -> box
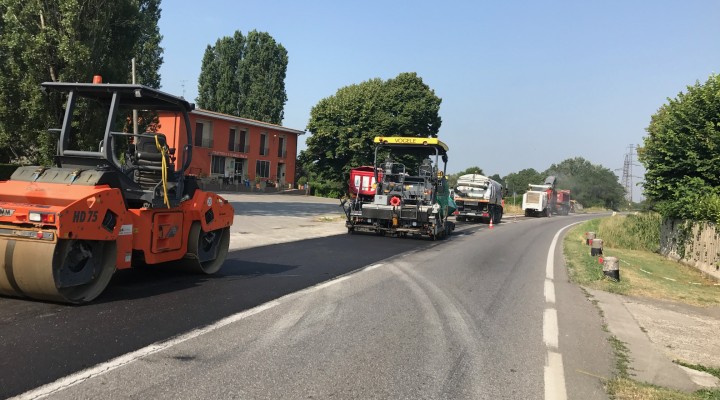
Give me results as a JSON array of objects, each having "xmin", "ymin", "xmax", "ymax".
[
  {"xmin": 555, "ymin": 189, "xmax": 571, "ymax": 215},
  {"xmin": 0, "ymin": 80, "xmax": 234, "ymax": 304},
  {"xmin": 341, "ymin": 136, "xmax": 455, "ymax": 239},
  {"xmin": 453, "ymin": 174, "xmax": 503, "ymax": 223}
]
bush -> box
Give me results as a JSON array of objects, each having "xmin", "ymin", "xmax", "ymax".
[
  {"xmin": 309, "ymin": 179, "xmax": 344, "ymax": 198},
  {"xmin": 591, "ymin": 212, "xmax": 661, "ymax": 252},
  {"xmin": 297, "ymin": 176, "xmax": 307, "ymax": 187},
  {"xmin": 641, "ymin": 74, "xmax": 720, "ymax": 224}
]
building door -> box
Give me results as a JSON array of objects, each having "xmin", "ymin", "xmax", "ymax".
[
  {"xmin": 234, "ymin": 158, "xmax": 245, "ymax": 184},
  {"xmin": 224, "ymin": 157, "xmax": 235, "ymax": 184},
  {"xmin": 277, "ymin": 163, "xmax": 286, "ymax": 187}
]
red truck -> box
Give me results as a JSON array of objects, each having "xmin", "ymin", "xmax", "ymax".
[{"xmin": 555, "ymin": 189, "xmax": 571, "ymax": 215}]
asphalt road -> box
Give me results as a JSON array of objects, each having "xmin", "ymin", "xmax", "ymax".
[{"xmin": 1, "ymin": 200, "xmax": 613, "ymax": 399}]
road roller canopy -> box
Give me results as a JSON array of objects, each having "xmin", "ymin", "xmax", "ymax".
[
  {"xmin": 373, "ymin": 136, "xmax": 449, "ymax": 156},
  {"xmin": 41, "ymin": 82, "xmax": 196, "ymax": 177},
  {"xmin": 41, "ymin": 82, "xmax": 194, "ymax": 112},
  {"xmin": 372, "ymin": 136, "xmax": 449, "ymax": 173}
]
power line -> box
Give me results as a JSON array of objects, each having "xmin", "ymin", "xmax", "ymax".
[{"xmin": 620, "ymin": 144, "xmax": 641, "ymax": 203}]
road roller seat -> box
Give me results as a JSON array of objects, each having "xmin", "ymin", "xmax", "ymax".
[{"xmin": 133, "ymin": 133, "xmax": 176, "ymax": 191}]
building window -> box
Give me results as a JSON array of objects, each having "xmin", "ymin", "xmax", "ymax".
[
  {"xmin": 228, "ymin": 128, "xmax": 236, "ymax": 152},
  {"xmin": 256, "ymin": 160, "xmax": 270, "ymax": 178},
  {"xmin": 194, "ymin": 122, "xmax": 203, "ymax": 147},
  {"xmin": 195, "ymin": 121, "xmax": 214, "ymax": 148},
  {"xmin": 239, "ymin": 129, "xmax": 248, "ymax": 153},
  {"xmin": 277, "ymin": 136, "xmax": 286, "ymax": 158},
  {"xmin": 240, "ymin": 129, "xmax": 249, "ymax": 153},
  {"xmin": 211, "ymin": 155, "xmax": 225, "ymax": 175},
  {"xmin": 259, "ymin": 132, "xmax": 268, "ymax": 156}
]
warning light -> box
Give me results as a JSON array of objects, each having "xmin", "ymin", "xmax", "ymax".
[{"xmin": 29, "ymin": 212, "xmax": 56, "ymax": 224}]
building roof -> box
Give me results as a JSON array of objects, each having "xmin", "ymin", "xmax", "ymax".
[{"xmin": 192, "ymin": 109, "xmax": 305, "ymax": 135}]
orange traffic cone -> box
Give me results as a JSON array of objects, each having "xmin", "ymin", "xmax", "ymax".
[{"xmin": 489, "ymin": 218, "xmax": 494, "ymax": 229}]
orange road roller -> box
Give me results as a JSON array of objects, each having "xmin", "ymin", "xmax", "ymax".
[{"xmin": 0, "ymin": 81, "xmax": 234, "ymax": 304}]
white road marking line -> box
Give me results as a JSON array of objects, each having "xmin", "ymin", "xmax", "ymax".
[
  {"xmin": 640, "ymin": 268, "xmax": 653, "ymax": 274},
  {"xmin": 546, "ymin": 239, "xmax": 555, "ymax": 280},
  {"xmin": 543, "ymin": 308, "xmax": 559, "ymax": 349},
  {"xmin": 543, "ymin": 221, "xmax": 579, "ymax": 400},
  {"xmin": 544, "ymin": 351, "xmax": 568, "ymax": 400},
  {"xmin": 545, "ymin": 279, "xmax": 556, "ymax": 304},
  {"xmin": 546, "ymin": 221, "xmax": 582, "ymax": 280},
  {"xmin": 313, "ymin": 275, "xmax": 350, "ymax": 290},
  {"xmin": 663, "ymin": 277, "xmax": 676, "ymax": 282},
  {"xmin": 364, "ymin": 263, "xmax": 383, "ymax": 271}
]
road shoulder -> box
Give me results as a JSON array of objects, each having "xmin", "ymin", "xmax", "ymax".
[{"xmin": 585, "ymin": 288, "xmax": 720, "ymax": 391}]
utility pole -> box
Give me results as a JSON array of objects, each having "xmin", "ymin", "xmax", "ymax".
[{"xmin": 132, "ymin": 58, "xmax": 138, "ymax": 135}]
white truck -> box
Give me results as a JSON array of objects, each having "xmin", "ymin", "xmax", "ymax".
[
  {"xmin": 522, "ymin": 183, "xmax": 552, "ymax": 217},
  {"xmin": 454, "ymin": 174, "xmax": 503, "ymax": 224}
]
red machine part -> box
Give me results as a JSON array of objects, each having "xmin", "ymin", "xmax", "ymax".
[{"xmin": 349, "ymin": 166, "xmax": 383, "ymax": 199}]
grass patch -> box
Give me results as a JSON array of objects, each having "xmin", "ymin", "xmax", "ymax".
[
  {"xmin": 564, "ymin": 217, "xmax": 720, "ymax": 306},
  {"xmin": 673, "ymin": 360, "xmax": 720, "ymax": 380},
  {"xmin": 606, "ymin": 378, "xmax": 720, "ymax": 400},
  {"xmin": 609, "ymin": 335, "xmax": 632, "ymax": 378},
  {"xmin": 503, "ymin": 204, "xmax": 522, "ymax": 215},
  {"xmin": 594, "ymin": 212, "xmax": 662, "ymax": 251},
  {"xmin": 605, "ymin": 340, "xmax": 720, "ymax": 399}
]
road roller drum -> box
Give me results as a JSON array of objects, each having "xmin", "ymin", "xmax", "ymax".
[{"xmin": 0, "ymin": 238, "xmax": 116, "ymax": 303}]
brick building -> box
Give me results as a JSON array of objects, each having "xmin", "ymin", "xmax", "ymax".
[{"xmin": 157, "ymin": 109, "xmax": 304, "ymax": 189}]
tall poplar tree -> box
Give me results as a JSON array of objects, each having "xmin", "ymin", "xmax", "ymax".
[
  {"xmin": 0, "ymin": 0, "xmax": 164, "ymax": 164},
  {"xmin": 196, "ymin": 30, "xmax": 288, "ymax": 124}
]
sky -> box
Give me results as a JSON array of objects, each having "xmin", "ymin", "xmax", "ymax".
[{"xmin": 158, "ymin": 0, "xmax": 720, "ymax": 202}]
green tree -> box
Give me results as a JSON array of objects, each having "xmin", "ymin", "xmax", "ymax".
[
  {"xmin": 544, "ymin": 157, "xmax": 625, "ymax": 209},
  {"xmin": 302, "ymin": 72, "xmax": 442, "ymax": 196},
  {"xmin": 488, "ymin": 173, "xmax": 504, "ymax": 187},
  {"xmin": 197, "ymin": 30, "xmax": 288, "ymax": 124},
  {"xmin": 0, "ymin": 0, "xmax": 164, "ymax": 164},
  {"xmin": 639, "ymin": 74, "xmax": 720, "ymax": 222},
  {"xmin": 503, "ymin": 168, "xmax": 543, "ymax": 197},
  {"xmin": 131, "ymin": 0, "xmax": 163, "ymax": 89}
]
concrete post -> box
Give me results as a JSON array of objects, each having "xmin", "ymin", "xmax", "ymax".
[
  {"xmin": 603, "ymin": 256, "xmax": 620, "ymax": 281},
  {"xmin": 591, "ymin": 238, "xmax": 604, "ymax": 256},
  {"xmin": 585, "ymin": 231, "xmax": 596, "ymax": 245}
]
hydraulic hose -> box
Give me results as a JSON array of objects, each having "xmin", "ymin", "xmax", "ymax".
[{"xmin": 154, "ymin": 134, "xmax": 171, "ymax": 208}]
